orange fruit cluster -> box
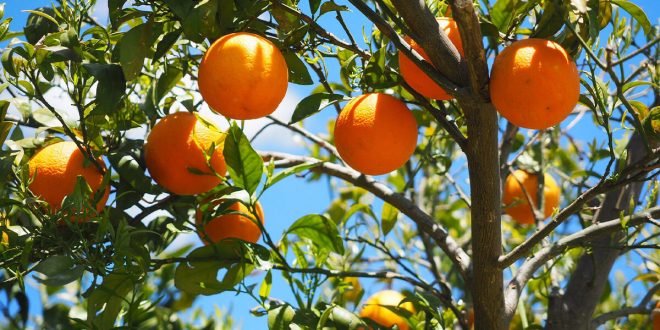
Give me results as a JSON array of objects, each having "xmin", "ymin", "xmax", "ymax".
[
  {"xmin": 28, "ymin": 141, "xmax": 109, "ymax": 218},
  {"xmin": 359, "ymin": 290, "xmax": 415, "ymax": 330},
  {"xmin": 503, "ymin": 170, "xmax": 560, "ymax": 225}
]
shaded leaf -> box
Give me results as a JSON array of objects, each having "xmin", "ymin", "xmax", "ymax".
[
  {"xmin": 290, "ymin": 93, "xmax": 345, "ymax": 124},
  {"xmin": 283, "ymin": 52, "xmax": 313, "ymax": 85}
]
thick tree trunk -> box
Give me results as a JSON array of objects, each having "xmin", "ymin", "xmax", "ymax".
[
  {"xmin": 546, "ymin": 133, "xmax": 647, "ymax": 329},
  {"xmin": 464, "ymin": 101, "xmax": 505, "ymax": 329}
]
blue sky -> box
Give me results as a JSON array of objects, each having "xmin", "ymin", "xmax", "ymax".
[{"xmin": 2, "ymin": 0, "xmax": 660, "ymax": 328}]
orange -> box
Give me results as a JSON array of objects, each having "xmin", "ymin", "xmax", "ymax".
[
  {"xmin": 198, "ymin": 32, "xmax": 289, "ymax": 120},
  {"xmin": 145, "ymin": 112, "xmax": 227, "ymax": 195},
  {"xmin": 341, "ymin": 277, "xmax": 363, "ymax": 302},
  {"xmin": 490, "ymin": 38, "xmax": 580, "ymax": 129},
  {"xmin": 360, "ymin": 290, "xmax": 415, "ymax": 330},
  {"xmin": 398, "ymin": 18, "xmax": 464, "ymax": 100},
  {"xmin": 196, "ymin": 200, "xmax": 264, "ymax": 244},
  {"xmin": 503, "ymin": 170, "xmax": 560, "ymax": 225},
  {"xmin": 334, "ymin": 93, "xmax": 418, "ymax": 175},
  {"xmin": 653, "ymin": 301, "xmax": 660, "ymax": 330},
  {"xmin": 28, "ymin": 141, "xmax": 109, "ymax": 215}
]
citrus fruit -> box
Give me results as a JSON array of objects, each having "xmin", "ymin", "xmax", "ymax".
[
  {"xmin": 341, "ymin": 277, "xmax": 363, "ymax": 302},
  {"xmin": 334, "ymin": 93, "xmax": 418, "ymax": 175},
  {"xmin": 503, "ymin": 170, "xmax": 560, "ymax": 225},
  {"xmin": 490, "ymin": 38, "xmax": 580, "ymax": 129},
  {"xmin": 145, "ymin": 112, "xmax": 227, "ymax": 195},
  {"xmin": 198, "ymin": 32, "xmax": 289, "ymax": 120},
  {"xmin": 196, "ymin": 200, "xmax": 264, "ymax": 244},
  {"xmin": 28, "ymin": 141, "xmax": 109, "ymax": 215},
  {"xmin": 398, "ymin": 17, "xmax": 464, "ymax": 100},
  {"xmin": 360, "ymin": 290, "xmax": 415, "ymax": 330}
]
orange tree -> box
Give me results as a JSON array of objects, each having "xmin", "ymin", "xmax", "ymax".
[{"xmin": 0, "ymin": 0, "xmax": 658, "ymax": 329}]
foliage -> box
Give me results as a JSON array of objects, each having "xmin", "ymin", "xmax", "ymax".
[{"xmin": 0, "ymin": 0, "xmax": 658, "ymax": 329}]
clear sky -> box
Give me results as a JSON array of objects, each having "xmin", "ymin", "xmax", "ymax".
[{"xmin": 2, "ymin": 0, "xmax": 659, "ymax": 328}]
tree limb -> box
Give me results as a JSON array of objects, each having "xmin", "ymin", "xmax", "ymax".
[
  {"xmin": 259, "ymin": 151, "xmax": 471, "ymax": 279},
  {"xmin": 504, "ymin": 206, "xmax": 660, "ymax": 321},
  {"xmin": 590, "ymin": 283, "xmax": 660, "ymax": 327}
]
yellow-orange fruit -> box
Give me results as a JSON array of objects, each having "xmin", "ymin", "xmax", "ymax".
[
  {"xmin": 490, "ymin": 38, "xmax": 580, "ymax": 129},
  {"xmin": 334, "ymin": 93, "xmax": 418, "ymax": 175},
  {"xmin": 145, "ymin": 112, "xmax": 227, "ymax": 195},
  {"xmin": 28, "ymin": 141, "xmax": 109, "ymax": 215},
  {"xmin": 342, "ymin": 277, "xmax": 363, "ymax": 302},
  {"xmin": 196, "ymin": 201, "xmax": 264, "ymax": 244},
  {"xmin": 398, "ymin": 18, "xmax": 464, "ymax": 100},
  {"xmin": 360, "ymin": 290, "xmax": 415, "ymax": 330},
  {"xmin": 198, "ymin": 32, "xmax": 289, "ymax": 120},
  {"xmin": 503, "ymin": 170, "xmax": 560, "ymax": 225}
]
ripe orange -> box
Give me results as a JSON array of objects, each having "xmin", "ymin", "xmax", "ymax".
[
  {"xmin": 334, "ymin": 93, "xmax": 418, "ymax": 175},
  {"xmin": 341, "ymin": 277, "xmax": 363, "ymax": 302},
  {"xmin": 398, "ymin": 17, "xmax": 464, "ymax": 100},
  {"xmin": 145, "ymin": 112, "xmax": 227, "ymax": 196},
  {"xmin": 196, "ymin": 201, "xmax": 264, "ymax": 244},
  {"xmin": 28, "ymin": 141, "xmax": 109, "ymax": 215},
  {"xmin": 503, "ymin": 170, "xmax": 560, "ymax": 225},
  {"xmin": 198, "ymin": 32, "xmax": 289, "ymax": 120},
  {"xmin": 490, "ymin": 38, "xmax": 580, "ymax": 129},
  {"xmin": 360, "ymin": 290, "xmax": 415, "ymax": 330}
]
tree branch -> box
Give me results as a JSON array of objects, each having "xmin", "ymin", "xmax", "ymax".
[
  {"xmin": 590, "ymin": 283, "xmax": 660, "ymax": 327},
  {"xmin": 259, "ymin": 151, "xmax": 471, "ymax": 279},
  {"xmin": 504, "ymin": 206, "xmax": 660, "ymax": 320}
]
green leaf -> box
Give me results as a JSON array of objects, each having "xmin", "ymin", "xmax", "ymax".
[
  {"xmin": 108, "ymin": 152, "xmax": 152, "ymax": 193},
  {"xmin": 531, "ymin": 0, "xmax": 566, "ymax": 38},
  {"xmin": 23, "ymin": 7, "xmax": 59, "ymax": 44},
  {"xmin": 87, "ymin": 273, "xmax": 134, "ymax": 329},
  {"xmin": 266, "ymin": 162, "xmax": 321, "ymax": 189},
  {"xmin": 0, "ymin": 122, "xmax": 13, "ymax": 146},
  {"xmin": 268, "ymin": 304, "xmax": 296, "ymax": 330},
  {"xmin": 180, "ymin": 0, "xmax": 222, "ymax": 42},
  {"xmin": 381, "ymin": 202, "xmax": 399, "ymax": 235},
  {"xmin": 33, "ymin": 255, "xmax": 84, "ymax": 286},
  {"xmin": 610, "ymin": 0, "xmax": 653, "ymax": 36},
  {"xmin": 290, "ymin": 93, "xmax": 345, "ymax": 124},
  {"xmin": 223, "ymin": 124, "xmax": 263, "ymax": 195},
  {"xmin": 83, "ymin": 63, "xmax": 126, "ymax": 114},
  {"xmin": 153, "ymin": 29, "xmax": 182, "ymax": 63},
  {"xmin": 258, "ymin": 271, "xmax": 272, "ymax": 300},
  {"xmin": 362, "ymin": 46, "xmax": 399, "ymax": 89},
  {"xmin": 174, "ymin": 240, "xmax": 255, "ymax": 295},
  {"xmin": 282, "ymin": 52, "xmax": 313, "ymax": 85},
  {"xmin": 118, "ymin": 21, "xmax": 153, "ymax": 81},
  {"xmin": 286, "ymin": 214, "xmax": 344, "ymax": 254},
  {"xmin": 320, "ymin": 1, "xmax": 350, "ymax": 16}
]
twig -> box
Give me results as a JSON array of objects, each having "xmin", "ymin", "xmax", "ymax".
[{"xmin": 260, "ymin": 151, "xmax": 471, "ymax": 279}]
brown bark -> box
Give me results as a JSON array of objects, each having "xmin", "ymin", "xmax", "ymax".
[{"xmin": 546, "ymin": 133, "xmax": 647, "ymax": 329}]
